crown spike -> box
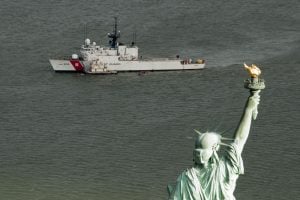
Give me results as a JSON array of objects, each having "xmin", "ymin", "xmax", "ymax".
[
  {"xmin": 221, "ymin": 137, "xmax": 234, "ymax": 141},
  {"xmin": 194, "ymin": 129, "xmax": 203, "ymax": 136},
  {"xmin": 219, "ymin": 142, "xmax": 231, "ymax": 147}
]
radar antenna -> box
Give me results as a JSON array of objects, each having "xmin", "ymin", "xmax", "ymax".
[
  {"xmin": 84, "ymin": 23, "xmax": 87, "ymax": 41},
  {"xmin": 108, "ymin": 17, "xmax": 120, "ymax": 48},
  {"xmin": 131, "ymin": 32, "xmax": 137, "ymax": 46}
]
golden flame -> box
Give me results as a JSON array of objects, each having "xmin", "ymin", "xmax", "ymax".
[{"xmin": 244, "ymin": 63, "xmax": 261, "ymax": 78}]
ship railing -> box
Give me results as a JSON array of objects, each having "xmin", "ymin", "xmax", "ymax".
[{"xmin": 139, "ymin": 57, "xmax": 175, "ymax": 61}]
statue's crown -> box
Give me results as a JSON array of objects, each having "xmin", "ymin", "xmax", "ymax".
[
  {"xmin": 194, "ymin": 130, "xmax": 233, "ymax": 149},
  {"xmin": 195, "ymin": 132, "xmax": 221, "ymax": 149}
]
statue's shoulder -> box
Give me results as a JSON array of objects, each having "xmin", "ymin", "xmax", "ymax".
[{"xmin": 180, "ymin": 167, "xmax": 201, "ymax": 179}]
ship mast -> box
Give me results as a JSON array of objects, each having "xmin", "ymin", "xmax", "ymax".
[
  {"xmin": 108, "ymin": 17, "xmax": 120, "ymax": 48},
  {"xmin": 84, "ymin": 23, "xmax": 87, "ymax": 42}
]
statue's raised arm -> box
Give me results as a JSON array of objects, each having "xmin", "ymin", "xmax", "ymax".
[
  {"xmin": 234, "ymin": 63, "xmax": 265, "ymax": 153},
  {"xmin": 233, "ymin": 91, "xmax": 260, "ymax": 153}
]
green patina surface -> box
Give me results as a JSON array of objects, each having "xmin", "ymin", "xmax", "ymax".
[{"xmin": 168, "ymin": 70, "xmax": 265, "ymax": 200}]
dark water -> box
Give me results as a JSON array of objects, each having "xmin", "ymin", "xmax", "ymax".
[{"xmin": 0, "ymin": 0, "xmax": 299, "ymax": 199}]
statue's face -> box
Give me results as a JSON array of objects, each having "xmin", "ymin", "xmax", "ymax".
[
  {"xmin": 202, "ymin": 143, "xmax": 220, "ymax": 163},
  {"xmin": 194, "ymin": 144, "xmax": 220, "ymax": 165},
  {"xmin": 201, "ymin": 149, "xmax": 214, "ymax": 163},
  {"xmin": 194, "ymin": 132, "xmax": 222, "ymax": 165},
  {"xmin": 194, "ymin": 132, "xmax": 221, "ymax": 164}
]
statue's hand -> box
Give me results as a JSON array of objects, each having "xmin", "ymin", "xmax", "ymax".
[{"xmin": 247, "ymin": 91, "xmax": 260, "ymax": 112}]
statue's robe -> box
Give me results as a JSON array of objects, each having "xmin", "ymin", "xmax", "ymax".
[{"xmin": 169, "ymin": 143, "xmax": 244, "ymax": 200}]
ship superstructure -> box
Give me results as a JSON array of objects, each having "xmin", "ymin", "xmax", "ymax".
[{"xmin": 49, "ymin": 18, "xmax": 205, "ymax": 74}]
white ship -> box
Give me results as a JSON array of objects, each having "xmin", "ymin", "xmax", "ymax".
[{"xmin": 49, "ymin": 18, "xmax": 205, "ymax": 74}]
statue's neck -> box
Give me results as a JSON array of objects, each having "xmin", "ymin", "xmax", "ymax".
[{"xmin": 195, "ymin": 162, "xmax": 209, "ymax": 169}]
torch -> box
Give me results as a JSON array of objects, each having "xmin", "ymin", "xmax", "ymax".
[{"xmin": 244, "ymin": 63, "xmax": 265, "ymax": 120}]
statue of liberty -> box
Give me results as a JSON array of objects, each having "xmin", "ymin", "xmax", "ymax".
[{"xmin": 168, "ymin": 64, "xmax": 265, "ymax": 200}]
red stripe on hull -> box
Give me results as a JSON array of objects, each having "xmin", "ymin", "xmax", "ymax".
[{"xmin": 70, "ymin": 60, "xmax": 84, "ymax": 71}]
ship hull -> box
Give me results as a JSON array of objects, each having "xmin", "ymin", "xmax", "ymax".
[
  {"xmin": 49, "ymin": 59, "xmax": 205, "ymax": 73},
  {"xmin": 49, "ymin": 59, "xmax": 84, "ymax": 72}
]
